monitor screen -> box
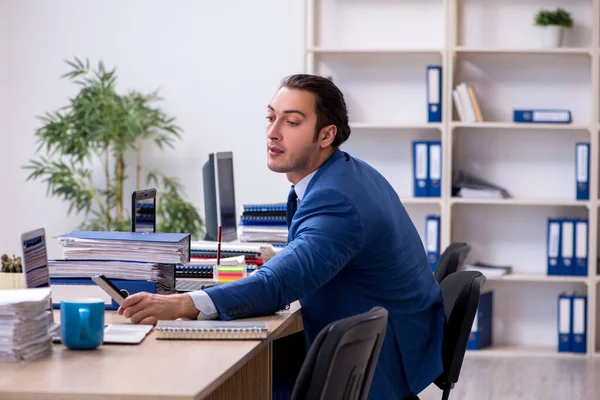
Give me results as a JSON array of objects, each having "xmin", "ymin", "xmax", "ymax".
[{"xmin": 203, "ymin": 151, "xmax": 237, "ymax": 242}]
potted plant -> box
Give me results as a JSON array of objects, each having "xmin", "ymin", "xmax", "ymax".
[
  {"xmin": 24, "ymin": 58, "xmax": 204, "ymax": 237},
  {"xmin": 534, "ymin": 8, "xmax": 574, "ymax": 48}
]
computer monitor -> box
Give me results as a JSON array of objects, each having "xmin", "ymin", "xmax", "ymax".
[{"xmin": 203, "ymin": 151, "xmax": 237, "ymax": 242}]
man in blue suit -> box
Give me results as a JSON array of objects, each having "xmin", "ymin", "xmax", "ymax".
[{"xmin": 119, "ymin": 74, "xmax": 445, "ymax": 399}]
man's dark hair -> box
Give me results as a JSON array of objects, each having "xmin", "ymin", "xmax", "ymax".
[{"xmin": 279, "ymin": 74, "xmax": 351, "ymax": 148}]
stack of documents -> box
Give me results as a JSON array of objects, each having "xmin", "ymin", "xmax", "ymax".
[
  {"xmin": 0, "ymin": 288, "xmax": 53, "ymax": 362},
  {"xmin": 452, "ymin": 170, "xmax": 510, "ymax": 199},
  {"xmin": 190, "ymin": 240, "xmax": 280, "ymax": 261},
  {"xmin": 57, "ymin": 231, "xmax": 191, "ymax": 264},
  {"xmin": 237, "ymin": 203, "xmax": 288, "ymax": 244},
  {"xmin": 463, "ymin": 261, "xmax": 512, "ymax": 278},
  {"xmin": 48, "ymin": 260, "xmax": 176, "ymax": 293}
]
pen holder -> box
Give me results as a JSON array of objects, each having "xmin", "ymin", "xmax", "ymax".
[{"xmin": 213, "ymin": 265, "xmax": 247, "ymax": 283}]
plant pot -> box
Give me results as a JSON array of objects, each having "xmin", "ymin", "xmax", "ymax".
[{"xmin": 539, "ymin": 25, "xmax": 564, "ymax": 48}]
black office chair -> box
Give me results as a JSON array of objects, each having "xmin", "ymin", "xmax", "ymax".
[
  {"xmin": 433, "ymin": 270, "xmax": 486, "ymax": 400},
  {"xmin": 433, "ymin": 242, "xmax": 471, "ymax": 283},
  {"xmin": 291, "ymin": 307, "xmax": 389, "ymax": 400}
]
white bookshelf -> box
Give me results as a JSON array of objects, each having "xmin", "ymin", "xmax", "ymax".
[{"xmin": 303, "ymin": 0, "xmax": 600, "ymax": 358}]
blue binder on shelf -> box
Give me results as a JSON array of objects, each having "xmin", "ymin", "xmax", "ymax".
[
  {"xmin": 571, "ymin": 294, "xmax": 587, "ymax": 353},
  {"xmin": 413, "ymin": 141, "xmax": 429, "ymax": 197},
  {"xmin": 574, "ymin": 219, "xmax": 588, "ymax": 276},
  {"xmin": 547, "ymin": 218, "xmax": 561, "ymax": 276},
  {"xmin": 467, "ymin": 290, "xmax": 492, "ymax": 350},
  {"xmin": 425, "ymin": 215, "xmax": 440, "ymax": 272},
  {"xmin": 575, "ymin": 142, "xmax": 590, "ymax": 200},
  {"xmin": 557, "ymin": 293, "xmax": 572, "ymax": 352},
  {"xmin": 559, "ymin": 219, "xmax": 574, "ymax": 276},
  {"xmin": 426, "ymin": 65, "xmax": 442, "ymax": 123},
  {"xmin": 49, "ymin": 278, "xmax": 157, "ymax": 310},
  {"xmin": 428, "ymin": 141, "xmax": 442, "ymax": 197},
  {"xmin": 513, "ymin": 109, "xmax": 571, "ymax": 124}
]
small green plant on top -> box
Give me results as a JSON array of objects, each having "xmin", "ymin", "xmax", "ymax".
[{"xmin": 534, "ymin": 8, "xmax": 573, "ymax": 28}]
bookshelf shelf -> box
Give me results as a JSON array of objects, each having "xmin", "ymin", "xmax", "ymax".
[
  {"xmin": 451, "ymin": 122, "xmax": 591, "ymax": 131},
  {"xmin": 350, "ymin": 122, "xmax": 442, "ymax": 130},
  {"xmin": 307, "ymin": 47, "xmax": 443, "ymax": 55},
  {"xmin": 304, "ymin": 0, "xmax": 600, "ymax": 357},
  {"xmin": 454, "ymin": 47, "xmax": 593, "ymax": 56},
  {"xmin": 402, "ymin": 198, "xmax": 442, "ymax": 205},
  {"xmin": 466, "ymin": 345, "xmax": 587, "ymax": 359},
  {"xmin": 450, "ymin": 198, "xmax": 591, "ymax": 207},
  {"xmin": 486, "ymin": 274, "xmax": 589, "ymax": 284}
]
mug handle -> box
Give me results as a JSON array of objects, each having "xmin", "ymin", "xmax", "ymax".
[{"xmin": 79, "ymin": 308, "xmax": 90, "ymax": 339}]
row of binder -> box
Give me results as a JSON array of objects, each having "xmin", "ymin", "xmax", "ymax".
[
  {"xmin": 467, "ymin": 291, "xmax": 587, "ymax": 353},
  {"xmin": 558, "ymin": 293, "xmax": 587, "ymax": 353},
  {"xmin": 413, "ymin": 141, "xmax": 442, "ymax": 197},
  {"xmin": 547, "ymin": 218, "xmax": 588, "ymax": 276}
]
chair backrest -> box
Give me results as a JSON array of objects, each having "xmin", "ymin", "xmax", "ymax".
[
  {"xmin": 434, "ymin": 242, "xmax": 471, "ymax": 283},
  {"xmin": 291, "ymin": 307, "xmax": 389, "ymax": 400},
  {"xmin": 435, "ymin": 270, "xmax": 486, "ymax": 391}
]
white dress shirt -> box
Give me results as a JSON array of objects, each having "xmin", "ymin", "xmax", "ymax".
[{"xmin": 187, "ymin": 169, "xmax": 319, "ymax": 320}]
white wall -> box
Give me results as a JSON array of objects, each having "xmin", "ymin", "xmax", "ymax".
[{"xmin": 0, "ymin": 0, "xmax": 304, "ymax": 258}]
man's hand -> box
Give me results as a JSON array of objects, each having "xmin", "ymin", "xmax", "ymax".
[{"xmin": 117, "ymin": 292, "xmax": 200, "ymax": 325}]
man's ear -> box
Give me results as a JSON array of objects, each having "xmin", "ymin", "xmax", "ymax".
[{"xmin": 319, "ymin": 125, "xmax": 337, "ymax": 148}]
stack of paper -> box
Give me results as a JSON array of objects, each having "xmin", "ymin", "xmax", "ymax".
[
  {"xmin": 452, "ymin": 170, "xmax": 510, "ymax": 199},
  {"xmin": 48, "ymin": 260, "xmax": 176, "ymax": 293},
  {"xmin": 57, "ymin": 231, "xmax": 191, "ymax": 264},
  {"xmin": 0, "ymin": 288, "xmax": 53, "ymax": 362}
]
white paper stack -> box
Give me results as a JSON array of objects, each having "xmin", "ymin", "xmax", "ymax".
[{"xmin": 0, "ymin": 287, "xmax": 53, "ymax": 362}]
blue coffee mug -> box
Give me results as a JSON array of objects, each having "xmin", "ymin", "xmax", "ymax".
[{"xmin": 60, "ymin": 298, "xmax": 105, "ymax": 350}]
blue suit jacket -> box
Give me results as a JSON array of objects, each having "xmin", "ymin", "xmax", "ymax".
[{"xmin": 205, "ymin": 149, "xmax": 445, "ymax": 399}]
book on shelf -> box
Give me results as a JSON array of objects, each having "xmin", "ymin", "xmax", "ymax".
[{"xmin": 453, "ymin": 82, "xmax": 483, "ymax": 123}]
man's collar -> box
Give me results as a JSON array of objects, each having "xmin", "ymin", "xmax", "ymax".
[{"xmin": 293, "ymin": 169, "xmax": 318, "ymax": 201}]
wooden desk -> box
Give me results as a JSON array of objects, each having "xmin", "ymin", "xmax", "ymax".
[{"xmin": 0, "ymin": 302, "xmax": 303, "ymax": 400}]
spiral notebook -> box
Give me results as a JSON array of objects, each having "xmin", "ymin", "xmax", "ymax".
[{"xmin": 155, "ymin": 320, "xmax": 269, "ymax": 340}]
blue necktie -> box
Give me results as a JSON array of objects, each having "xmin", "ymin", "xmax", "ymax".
[{"xmin": 286, "ymin": 186, "xmax": 297, "ymax": 228}]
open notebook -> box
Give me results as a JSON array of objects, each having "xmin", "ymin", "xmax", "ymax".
[{"xmin": 155, "ymin": 320, "xmax": 268, "ymax": 340}]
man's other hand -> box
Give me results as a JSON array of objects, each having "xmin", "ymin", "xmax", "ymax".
[{"xmin": 117, "ymin": 292, "xmax": 200, "ymax": 325}]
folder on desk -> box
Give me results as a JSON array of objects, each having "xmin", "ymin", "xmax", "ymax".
[
  {"xmin": 575, "ymin": 142, "xmax": 589, "ymax": 200},
  {"xmin": 425, "ymin": 215, "xmax": 440, "ymax": 272},
  {"xmin": 413, "ymin": 141, "xmax": 429, "ymax": 197},
  {"xmin": 467, "ymin": 290, "xmax": 492, "ymax": 350},
  {"xmin": 571, "ymin": 294, "xmax": 587, "ymax": 353},
  {"xmin": 547, "ymin": 218, "xmax": 561, "ymax": 276},
  {"xmin": 574, "ymin": 219, "xmax": 588, "ymax": 276},
  {"xmin": 557, "ymin": 293, "xmax": 572, "ymax": 352},
  {"xmin": 560, "ymin": 219, "xmax": 574, "ymax": 276},
  {"xmin": 428, "ymin": 141, "xmax": 442, "ymax": 197},
  {"xmin": 427, "ymin": 65, "xmax": 442, "ymax": 123}
]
